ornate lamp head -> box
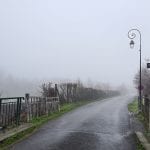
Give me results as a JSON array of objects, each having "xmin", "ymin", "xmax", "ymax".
[{"xmin": 130, "ymin": 40, "xmax": 135, "ymax": 49}]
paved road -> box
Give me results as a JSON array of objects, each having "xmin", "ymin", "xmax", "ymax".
[{"xmin": 10, "ymin": 95, "xmax": 136, "ymax": 150}]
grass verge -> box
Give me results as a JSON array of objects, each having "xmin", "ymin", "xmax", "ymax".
[
  {"xmin": 0, "ymin": 100, "xmax": 95, "ymax": 149},
  {"xmin": 128, "ymin": 99, "xmax": 145, "ymax": 150},
  {"xmin": 128, "ymin": 99, "xmax": 138, "ymax": 114},
  {"xmin": 135, "ymin": 135, "xmax": 145, "ymax": 150},
  {"xmin": 128, "ymin": 100, "xmax": 144, "ymax": 122}
]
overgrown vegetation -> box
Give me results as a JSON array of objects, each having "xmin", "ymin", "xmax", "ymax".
[
  {"xmin": 135, "ymin": 137, "xmax": 145, "ymax": 150},
  {"xmin": 134, "ymin": 67, "xmax": 150, "ymax": 95},
  {"xmin": 128, "ymin": 99, "xmax": 138, "ymax": 114},
  {"xmin": 134, "ymin": 67, "xmax": 150, "ymax": 143},
  {"xmin": 128, "ymin": 100, "xmax": 145, "ymax": 150},
  {"xmin": 128, "ymin": 99, "xmax": 144, "ymax": 122},
  {"xmin": 0, "ymin": 100, "xmax": 95, "ymax": 149},
  {"xmin": 40, "ymin": 81, "xmax": 120, "ymax": 104}
]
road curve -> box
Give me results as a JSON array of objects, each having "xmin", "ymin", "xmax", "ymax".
[{"xmin": 10, "ymin": 95, "xmax": 136, "ymax": 150}]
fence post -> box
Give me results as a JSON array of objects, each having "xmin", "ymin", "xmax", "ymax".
[
  {"xmin": 25, "ymin": 93, "xmax": 30, "ymax": 122},
  {"xmin": 45, "ymin": 97, "xmax": 48, "ymax": 116},
  {"xmin": 16, "ymin": 98, "xmax": 21, "ymax": 126},
  {"xmin": 57, "ymin": 97, "xmax": 60, "ymax": 112}
]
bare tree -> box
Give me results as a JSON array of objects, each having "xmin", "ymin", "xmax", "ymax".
[
  {"xmin": 134, "ymin": 67, "xmax": 150, "ymax": 95},
  {"xmin": 40, "ymin": 83, "xmax": 58, "ymax": 97},
  {"xmin": 58, "ymin": 83, "xmax": 77, "ymax": 103}
]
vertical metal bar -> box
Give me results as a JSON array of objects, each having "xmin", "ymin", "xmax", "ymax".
[
  {"xmin": 13, "ymin": 102, "xmax": 15, "ymax": 124},
  {"xmin": 6, "ymin": 103, "xmax": 8, "ymax": 126},
  {"xmin": 139, "ymin": 30, "xmax": 142, "ymax": 111},
  {"xmin": 8, "ymin": 102, "xmax": 10, "ymax": 126},
  {"xmin": 139, "ymin": 35, "xmax": 142, "ymax": 111},
  {"xmin": 18, "ymin": 98, "xmax": 22, "ymax": 125},
  {"xmin": 10, "ymin": 102, "xmax": 12, "ymax": 124},
  {"xmin": 1, "ymin": 104, "xmax": 4, "ymax": 126},
  {"xmin": 4, "ymin": 103, "xmax": 6, "ymax": 126},
  {"xmin": 16, "ymin": 98, "xmax": 20, "ymax": 126}
]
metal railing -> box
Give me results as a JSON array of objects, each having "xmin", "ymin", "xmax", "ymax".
[
  {"xmin": 0, "ymin": 95, "xmax": 60, "ymax": 128},
  {"xmin": 0, "ymin": 97, "xmax": 24, "ymax": 127}
]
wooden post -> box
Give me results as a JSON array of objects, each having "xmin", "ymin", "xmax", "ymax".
[
  {"xmin": 55, "ymin": 84, "xmax": 60, "ymax": 111},
  {"xmin": 57, "ymin": 97, "xmax": 60, "ymax": 112},
  {"xmin": 45, "ymin": 97, "xmax": 48, "ymax": 116},
  {"xmin": 25, "ymin": 93, "xmax": 30, "ymax": 122},
  {"xmin": 55, "ymin": 84, "xmax": 57, "ymax": 97},
  {"xmin": 67, "ymin": 84, "xmax": 69, "ymax": 102},
  {"xmin": 16, "ymin": 98, "xmax": 21, "ymax": 126}
]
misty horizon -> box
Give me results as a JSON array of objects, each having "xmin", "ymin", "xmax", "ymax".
[{"xmin": 0, "ymin": 0, "xmax": 150, "ymax": 96}]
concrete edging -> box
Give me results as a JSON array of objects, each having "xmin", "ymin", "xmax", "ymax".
[
  {"xmin": 0, "ymin": 124, "xmax": 32, "ymax": 142},
  {"xmin": 135, "ymin": 131, "xmax": 150, "ymax": 150}
]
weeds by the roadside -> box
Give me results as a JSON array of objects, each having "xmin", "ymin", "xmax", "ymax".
[
  {"xmin": 128, "ymin": 99, "xmax": 144, "ymax": 122},
  {"xmin": 128, "ymin": 100, "xmax": 145, "ymax": 150},
  {"xmin": 136, "ymin": 138, "xmax": 145, "ymax": 150},
  {"xmin": 128, "ymin": 99, "xmax": 138, "ymax": 114}
]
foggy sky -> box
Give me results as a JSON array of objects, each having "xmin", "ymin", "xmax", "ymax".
[{"xmin": 0, "ymin": 0, "xmax": 150, "ymax": 87}]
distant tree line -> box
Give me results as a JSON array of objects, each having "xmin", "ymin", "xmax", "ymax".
[{"xmin": 41, "ymin": 81, "xmax": 120, "ymax": 104}]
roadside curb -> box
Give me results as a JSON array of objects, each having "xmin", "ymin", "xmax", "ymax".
[
  {"xmin": 0, "ymin": 124, "xmax": 33, "ymax": 143},
  {"xmin": 135, "ymin": 131, "xmax": 150, "ymax": 150}
]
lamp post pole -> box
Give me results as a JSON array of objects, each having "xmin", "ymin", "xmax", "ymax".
[{"xmin": 128, "ymin": 29, "xmax": 142, "ymax": 111}]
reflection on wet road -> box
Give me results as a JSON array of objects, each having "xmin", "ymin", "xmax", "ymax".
[{"xmin": 10, "ymin": 95, "xmax": 136, "ymax": 150}]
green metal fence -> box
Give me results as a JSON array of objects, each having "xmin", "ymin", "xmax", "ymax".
[{"xmin": 0, "ymin": 97, "xmax": 24, "ymax": 128}]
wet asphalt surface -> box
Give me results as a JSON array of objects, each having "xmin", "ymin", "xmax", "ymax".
[{"xmin": 10, "ymin": 95, "xmax": 136, "ymax": 150}]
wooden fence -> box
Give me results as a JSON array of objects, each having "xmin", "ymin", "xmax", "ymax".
[
  {"xmin": 25, "ymin": 94, "xmax": 59, "ymax": 121},
  {"xmin": 0, "ymin": 94, "xmax": 59, "ymax": 129}
]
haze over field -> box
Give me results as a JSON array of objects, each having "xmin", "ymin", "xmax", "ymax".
[{"xmin": 0, "ymin": 0, "xmax": 150, "ymax": 95}]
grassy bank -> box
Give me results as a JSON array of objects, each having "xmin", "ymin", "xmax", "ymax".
[
  {"xmin": 128, "ymin": 99, "xmax": 138, "ymax": 113},
  {"xmin": 128, "ymin": 100, "xmax": 144, "ymax": 122},
  {"xmin": 0, "ymin": 100, "xmax": 95, "ymax": 149},
  {"xmin": 128, "ymin": 99, "xmax": 145, "ymax": 150}
]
